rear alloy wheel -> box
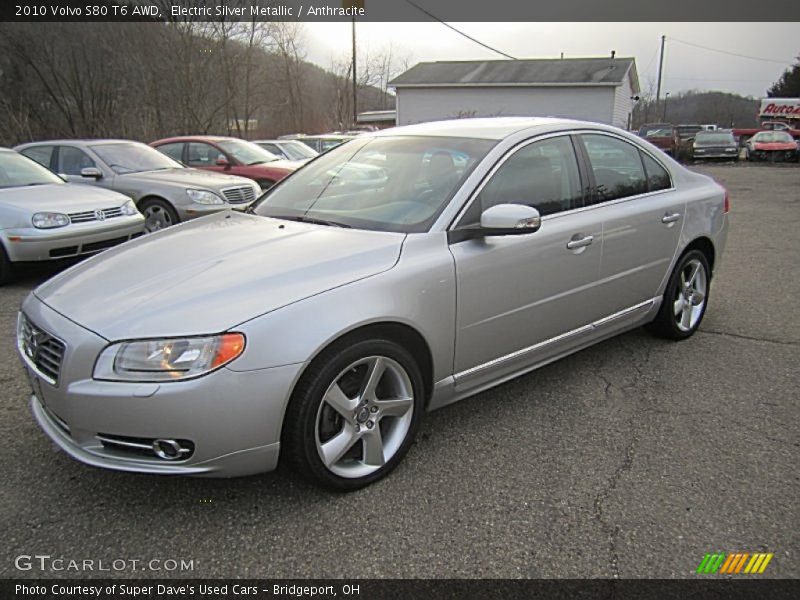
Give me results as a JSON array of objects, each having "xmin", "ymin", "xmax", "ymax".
[
  {"xmin": 283, "ymin": 339, "xmax": 424, "ymax": 491},
  {"xmin": 140, "ymin": 198, "xmax": 178, "ymax": 232},
  {"xmin": 647, "ymin": 250, "xmax": 710, "ymax": 340}
]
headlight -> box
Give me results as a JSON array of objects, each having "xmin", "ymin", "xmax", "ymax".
[
  {"xmin": 120, "ymin": 199, "xmax": 139, "ymax": 216},
  {"xmin": 32, "ymin": 212, "xmax": 69, "ymax": 229},
  {"xmin": 93, "ymin": 333, "xmax": 245, "ymax": 382},
  {"xmin": 186, "ymin": 189, "xmax": 224, "ymax": 205}
]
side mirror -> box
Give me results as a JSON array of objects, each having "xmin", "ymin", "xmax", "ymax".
[
  {"xmin": 80, "ymin": 167, "xmax": 102, "ymax": 179},
  {"xmin": 480, "ymin": 204, "xmax": 541, "ymax": 235},
  {"xmin": 216, "ymin": 156, "xmax": 230, "ymax": 167}
]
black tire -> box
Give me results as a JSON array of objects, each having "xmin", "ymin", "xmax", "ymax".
[
  {"xmin": 0, "ymin": 244, "xmax": 13, "ymax": 286},
  {"xmin": 647, "ymin": 249, "xmax": 711, "ymax": 340},
  {"xmin": 139, "ymin": 198, "xmax": 179, "ymax": 232},
  {"xmin": 281, "ymin": 337, "xmax": 425, "ymax": 491}
]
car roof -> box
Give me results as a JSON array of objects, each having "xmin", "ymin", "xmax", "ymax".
[
  {"xmin": 371, "ymin": 117, "xmax": 610, "ymax": 140},
  {"xmin": 15, "ymin": 139, "xmax": 146, "ymax": 149},
  {"xmin": 152, "ymin": 136, "xmax": 240, "ymax": 144}
]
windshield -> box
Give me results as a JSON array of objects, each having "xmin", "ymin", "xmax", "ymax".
[
  {"xmin": 752, "ymin": 131, "xmax": 794, "ymax": 143},
  {"xmin": 253, "ymin": 135, "xmax": 496, "ymax": 233},
  {"xmin": 217, "ymin": 139, "xmax": 279, "ymax": 165},
  {"xmin": 281, "ymin": 141, "xmax": 318, "ymax": 160},
  {"xmin": 92, "ymin": 142, "xmax": 183, "ymax": 174},
  {"xmin": 639, "ymin": 125, "xmax": 672, "ymax": 137},
  {"xmin": 0, "ymin": 151, "xmax": 64, "ymax": 188},
  {"xmin": 695, "ymin": 132, "xmax": 735, "ymax": 145}
]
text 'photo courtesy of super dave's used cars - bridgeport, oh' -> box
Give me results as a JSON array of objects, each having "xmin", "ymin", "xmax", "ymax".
[{"xmin": 16, "ymin": 118, "xmax": 727, "ymax": 490}]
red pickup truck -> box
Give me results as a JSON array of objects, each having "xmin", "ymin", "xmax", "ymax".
[{"xmin": 638, "ymin": 123, "xmax": 680, "ymax": 156}]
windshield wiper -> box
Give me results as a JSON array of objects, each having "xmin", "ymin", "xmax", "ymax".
[{"xmin": 267, "ymin": 214, "xmax": 351, "ymax": 228}]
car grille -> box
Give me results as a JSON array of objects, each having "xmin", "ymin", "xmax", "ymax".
[
  {"xmin": 17, "ymin": 314, "xmax": 66, "ymax": 385},
  {"xmin": 221, "ymin": 186, "xmax": 256, "ymax": 204},
  {"xmin": 68, "ymin": 206, "xmax": 125, "ymax": 224}
]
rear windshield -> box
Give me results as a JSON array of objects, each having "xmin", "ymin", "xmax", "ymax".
[{"xmin": 695, "ymin": 132, "xmax": 735, "ymax": 144}]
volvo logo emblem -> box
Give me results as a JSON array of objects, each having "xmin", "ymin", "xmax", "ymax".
[{"xmin": 95, "ymin": 210, "xmax": 106, "ymax": 221}]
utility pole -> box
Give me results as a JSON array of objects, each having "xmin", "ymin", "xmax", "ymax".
[
  {"xmin": 351, "ymin": 15, "xmax": 357, "ymax": 128},
  {"xmin": 655, "ymin": 35, "xmax": 666, "ymax": 120}
]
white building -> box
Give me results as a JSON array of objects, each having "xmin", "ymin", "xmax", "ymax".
[{"xmin": 389, "ymin": 57, "xmax": 640, "ymax": 129}]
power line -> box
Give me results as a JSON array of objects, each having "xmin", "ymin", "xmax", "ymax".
[
  {"xmin": 668, "ymin": 76, "xmax": 774, "ymax": 82},
  {"xmin": 403, "ymin": 0, "xmax": 517, "ymax": 60},
  {"xmin": 668, "ymin": 37, "xmax": 791, "ymax": 66}
]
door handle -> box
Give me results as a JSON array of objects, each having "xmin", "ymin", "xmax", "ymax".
[
  {"xmin": 661, "ymin": 212, "xmax": 682, "ymax": 224},
  {"xmin": 566, "ymin": 235, "xmax": 594, "ymax": 250}
]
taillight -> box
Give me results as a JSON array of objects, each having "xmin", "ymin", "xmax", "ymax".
[{"xmin": 723, "ymin": 189, "xmax": 730, "ymax": 214}]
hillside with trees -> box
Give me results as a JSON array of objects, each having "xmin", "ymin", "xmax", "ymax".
[
  {"xmin": 632, "ymin": 90, "xmax": 759, "ymax": 130},
  {"xmin": 0, "ymin": 21, "xmax": 400, "ymax": 146}
]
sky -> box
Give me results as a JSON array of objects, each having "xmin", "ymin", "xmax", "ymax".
[{"xmin": 300, "ymin": 22, "xmax": 798, "ymax": 98}]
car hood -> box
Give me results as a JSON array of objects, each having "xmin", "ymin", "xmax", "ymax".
[
  {"xmin": 120, "ymin": 168, "xmax": 253, "ymax": 189},
  {"xmin": 34, "ymin": 211, "xmax": 405, "ymax": 340},
  {"xmin": 0, "ymin": 183, "xmax": 130, "ymax": 212}
]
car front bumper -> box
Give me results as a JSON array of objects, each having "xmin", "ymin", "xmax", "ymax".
[
  {"xmin": 3, "ymin": 216, "xmax": 145, "ymax": 262},
  {"xmin": 692, "ymin": 149, "xmax": 740, "ymax": 159},
  {"xmin": 20, "ymin": 296, "xmax": 302, "ymax": 478}
]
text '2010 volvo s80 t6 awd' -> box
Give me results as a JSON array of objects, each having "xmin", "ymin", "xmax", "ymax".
[{"xmin": 18, "ymin": 118, "xmax": 728, "ymax": 490}]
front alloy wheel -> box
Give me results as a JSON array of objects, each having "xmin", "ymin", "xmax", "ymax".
[{"xmin": 283, "ymin": 339, "xmax": 423, "ymax": 490}]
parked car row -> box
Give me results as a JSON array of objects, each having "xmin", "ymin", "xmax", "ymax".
[
  {"xmin": 638, "ymin": 122, "xmax": 799, "ymax": 163},
  {"xmin": 15, "ymin": 140, "xmax": 264, "ymax": 231}
]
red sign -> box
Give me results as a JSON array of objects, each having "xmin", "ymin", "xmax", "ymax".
[{"xmin": 759, "ymin": 99, "xmax": 800, "ymax": 119}]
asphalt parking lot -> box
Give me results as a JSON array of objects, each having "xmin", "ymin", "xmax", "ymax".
[{"xmin": 1, "ymin": 163, "xmax": 797, "ymax": 579}]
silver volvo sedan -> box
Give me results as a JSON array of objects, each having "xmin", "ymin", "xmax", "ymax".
[{"xmin": 18, "ymin": 118, "xmax": 728, "ymax": 490}]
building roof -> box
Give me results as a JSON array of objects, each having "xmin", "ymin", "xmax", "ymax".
[{"xmin": 389, "ymin": 57, "xmax": 637, "ymax": 90}]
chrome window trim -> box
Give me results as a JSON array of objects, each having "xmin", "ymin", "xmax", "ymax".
[
  {"xmin": 454, "ymin": 299, "xmax": 656, "ymax": 381},
  {"xmin": 447, "ymin": 129, "xmax": 677, "ymax": 233}
]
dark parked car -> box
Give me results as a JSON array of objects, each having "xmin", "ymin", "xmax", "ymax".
[
  {"xmin": 151, "ymin": 136, "xmax": 300, "ymax": 191},
  {"xmin": 691, "ymin": 130, "xmax": 740, "ymax": 161}
]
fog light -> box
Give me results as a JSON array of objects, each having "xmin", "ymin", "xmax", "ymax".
[{"xmin": 152, "ymin": 439, "xmax": 192, "ymax": 461}]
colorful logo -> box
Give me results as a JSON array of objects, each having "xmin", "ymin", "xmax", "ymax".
[{"xmin": 696, "ymin": 552, "xmax": 773, "ymax": 574}]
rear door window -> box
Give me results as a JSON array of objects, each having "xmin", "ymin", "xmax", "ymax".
[
  {"xmin": 20, "ymin": 146, "xmax": 55, "ymax": 170},
  {"xmin": 157, "ymin": 142, "xmax": 185, "ymax": 163},
  {"xmin": 580, "ymin": 134, "xmax": 647, "ymax": 203}
]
